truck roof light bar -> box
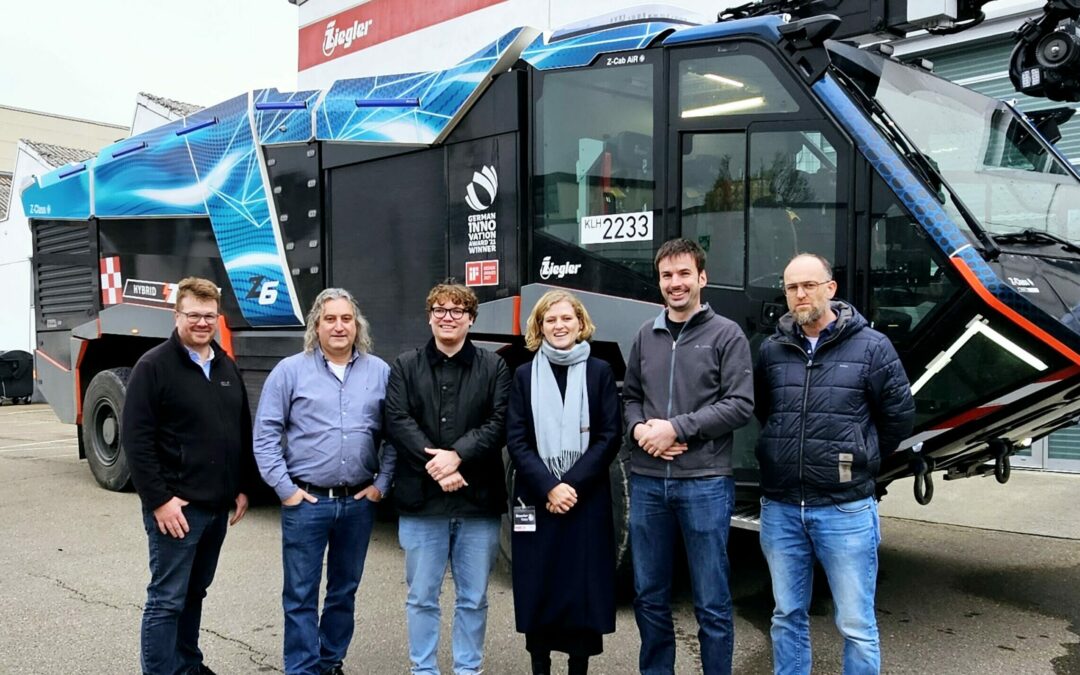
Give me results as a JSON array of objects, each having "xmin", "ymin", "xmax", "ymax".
[
  {"xmin": 110, "ymin": 142, "xmax": 147, "ymax": 159},
  {"xmin": 355, "ymin": 98, "xmax": 421, "ymax": 108},
  {"xmin": 176, "ymin": 117, "xmax": 219, "ymax": 137},
  {"xmin": 58, "ymin": 163, "xmax": 86, "ymax": 179},
  {"xmin": 254, "ymin": 101, "xmax": 309, "ymax": 110}
]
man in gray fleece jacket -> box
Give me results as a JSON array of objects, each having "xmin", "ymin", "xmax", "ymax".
[{"xmin": 623, "ymin": 238, "xmax": 754, "ymax": 675}]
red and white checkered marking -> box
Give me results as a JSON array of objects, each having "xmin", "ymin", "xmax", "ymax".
[{"xmin": 99, "ymin": 257, "xmax": 122, "ymax": 306}]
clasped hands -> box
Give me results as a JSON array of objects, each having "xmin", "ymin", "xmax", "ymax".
[
  {"xmin": 634, "ymin": 419, "xmax": 688, "ymax": 460},
  {"xmin": 426, "ymin": 448, "xmax": 467, "ymax": 492},
  {"xmin": 547, "ymin": 482, "xmax": 577, "ymax": 514}
]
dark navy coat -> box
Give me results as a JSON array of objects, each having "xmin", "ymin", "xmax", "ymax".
[
  {"xmin": 754, "ymin": 301, "xmax": 915, "ymax": 505},
  {"xmin": 506, "ymin": 356, "xmax": 620, "ymax": 635}
]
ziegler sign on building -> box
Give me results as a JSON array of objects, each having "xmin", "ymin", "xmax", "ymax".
[{"xmin": 299, "ymin": 0, "xmax": 507, "ymax": 70}]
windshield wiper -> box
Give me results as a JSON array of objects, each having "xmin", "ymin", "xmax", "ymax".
[
  {"xmin": 830, "ymin": 68, "xmax": 1002, "ymax": 259},
  {"xmin": 991, "ymin": 229, "xmax": 1080, "ymax": 255}
]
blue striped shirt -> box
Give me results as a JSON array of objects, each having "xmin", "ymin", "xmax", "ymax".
[{"xmin": 253, "ymin": 347, "xmax": 395, "ymax": 500}]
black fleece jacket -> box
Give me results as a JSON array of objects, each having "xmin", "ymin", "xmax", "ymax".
[{"xmin": 123, "ymin": 330, "xmax": 259, "ymax": 511}]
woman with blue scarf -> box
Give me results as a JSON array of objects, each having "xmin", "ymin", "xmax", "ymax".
[{"xmin": 507, "ymin": 290, "xmax": 621, "ymax": 675}]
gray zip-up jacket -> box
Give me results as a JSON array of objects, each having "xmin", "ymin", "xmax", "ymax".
[{"xmin": 623, "ymin": 304, "xmax": 755, "ymax": 478}]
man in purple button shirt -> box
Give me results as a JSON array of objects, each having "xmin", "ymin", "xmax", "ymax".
[{"xmin": 253, "ymin": 288, "xmax": 395, "ymax": 675}]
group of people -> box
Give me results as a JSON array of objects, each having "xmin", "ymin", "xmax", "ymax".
[{"xmin": 122, "ymin": 237, "xmax": 915, "ymax": 675}]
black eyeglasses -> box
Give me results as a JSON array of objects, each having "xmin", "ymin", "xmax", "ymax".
[
  {"xmin": 430, "ymin": 307, "xmax": 466, "ymax": 320},
  {"xmin": 177, "ymin": 311, "xmax": 219, "ymax": 324}
]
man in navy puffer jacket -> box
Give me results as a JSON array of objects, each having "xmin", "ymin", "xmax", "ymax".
[{"xmin": 755, "ymin": 253, "xmax": 914, "ymax": 675}]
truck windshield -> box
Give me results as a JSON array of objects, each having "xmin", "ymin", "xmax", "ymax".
[{"xmin": 872, "ymin": 60, "xmax": 1080, "ymax": 244}]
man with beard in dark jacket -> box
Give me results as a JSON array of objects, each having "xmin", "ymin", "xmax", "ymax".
[
  {"xmin": 755, "ymin": 253, "xmax": 915, "ymax": 675},
  {"xmin": 384, "ymin": 282, "xmax": 511, "ymax": 675}
]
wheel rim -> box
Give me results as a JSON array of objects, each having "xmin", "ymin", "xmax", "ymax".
[{"xmin": 91, "ymin": 400, "xmax": 121, "ymax": 467}]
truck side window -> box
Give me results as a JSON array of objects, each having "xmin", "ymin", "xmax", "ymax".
[
  {"xmin": 533, "ymin": 61, "xmax": 656, "ymax": 277},
  {"xmin": 681, "ymin": 133, "xmax": 746, "ymax": 288},
  {"xmin": 747, "ymin": 131, "xmax": 839, "ymax": 289},
  {"xmin": 678, "ymin": 53, "xmax": 799, "ymax": 119},
  {"xmin": 868, "ymin": 176, "xmax": 960, "ymax": 344}
]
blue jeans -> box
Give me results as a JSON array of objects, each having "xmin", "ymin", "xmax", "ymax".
[
  {"xmin": 398, "ymin": 516, "xmax": 501, "ymax": 675},
  {"xmin": 281, "ymin": 496, "xmax": 376, "ymax": 675},
  {"xmin": 629, "ymin": 474, "xmax": 735, "ymax": 675},
  {"xmin": 759, "ymin": 496, "xmax": 882, "ymax": 675},
  {"xmin": 141, "ymin": 503, "xmax": 229, "ymax": 675}
]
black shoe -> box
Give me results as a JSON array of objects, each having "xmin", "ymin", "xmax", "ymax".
[
  {"xmin": 188, "ymin": 666, "xmax": 218, "ymax": 675},
  {"xmin": 321, "ymin": 666, "xmax": 345, "ymax": 675},
  {"xmin": 568, "ymin": 655, "xmax": 589, "ymax": 675},
  {"xmin": 530, "ymin": 651, "xmax": 552, "ymax": 675}
]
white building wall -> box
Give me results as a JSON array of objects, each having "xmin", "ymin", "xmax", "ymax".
[
  {"xmin": 297, "ymin": 0, "xmax": 717, "ymax": 89},
  {"xmin": 295, "ymin": 0, "xmax": 1044, "ymax": 90},
  {"xmin": 0, "ymin": 106, "xmax": 126, "ymax": 174},
  {"xmin": 0, "ymin": 145, "xmax": 53, "ymax": 354}
]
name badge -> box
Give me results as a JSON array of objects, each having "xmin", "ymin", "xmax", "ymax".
[{"xmin": 513, "ymin": 505, "xmax": 536, "ymax": 532}]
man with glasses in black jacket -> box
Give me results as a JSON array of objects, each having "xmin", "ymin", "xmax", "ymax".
[
  {"xmin": 384, "ymin": 282, "xmax": 511, "ymax": 675},
  {"xmin": 124, "ymin": 276, "xmax": 258, "ymax": 675}
]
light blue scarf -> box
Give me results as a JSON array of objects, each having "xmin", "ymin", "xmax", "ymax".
[{"xmin": 531, "ymin": 340, "xmax": 591, "ymax": 478}]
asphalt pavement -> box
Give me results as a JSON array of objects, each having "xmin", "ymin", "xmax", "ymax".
[{"xmin": 1, "ymin": 403, "xmax": 1077, "ymax": 674}]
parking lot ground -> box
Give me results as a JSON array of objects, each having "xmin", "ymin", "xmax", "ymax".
[{"xmin": 1, "ymin": 404, "xmax": 1078, "ymax": 673}]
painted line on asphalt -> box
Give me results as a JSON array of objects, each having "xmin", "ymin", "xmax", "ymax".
[{"xmin": 0, "ymin": 439, "xmax": 79, "ymax": 452}]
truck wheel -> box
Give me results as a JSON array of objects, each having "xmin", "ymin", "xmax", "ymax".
[
  {"xmin": 610, "ymin": 446, "xmax": 634, "ymax": 598},
  {"xmin": 498, "ymin": 448, "xmax": 515, "ymax": 571},
  {"xmin": 82, "ymin": 368, "xmax": 132, "ymax": 491}
]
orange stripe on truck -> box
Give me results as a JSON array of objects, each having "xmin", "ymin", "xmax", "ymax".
[{"xmin": 950, "ymin": 256, "xmax": 1080, "ymax": 367}]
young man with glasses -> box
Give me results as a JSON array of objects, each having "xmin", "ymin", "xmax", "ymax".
[
  {"xmin": 123, "ymin": 277, "xmax": 259, "ymax": 675},
  {"xmin": 384, "ymin": 282, "xmax": 511, "ymax": 675},
  {"xmin": 623, "ymin": 238, "xmax": 755, "ymax": 675},
  {"xmin": 253, "ymin": 288, "xmax": 394, "ymax": 675},
  {"xmin": 754, "ymin": 253, "xmax": 915, "ymax": 674}
]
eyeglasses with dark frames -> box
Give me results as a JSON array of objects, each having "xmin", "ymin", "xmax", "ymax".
[
  {"xmin": 177, "ymin": 311, "xmax": 219, "ymax": 324},
  {"xmin": 430, "ymin": 306, "xmax": 467, "ymax": 320}
]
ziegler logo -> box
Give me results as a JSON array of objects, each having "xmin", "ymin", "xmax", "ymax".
[
  {"xmin": 322, "ymin": 18, "xmax": 374, "ymax": 57},
  {"xmin": 465, "ymin": 165, "xmax": 498, "ymax": 211},
  {"xmin": 29, "ymin": 204, "xmax": 51, "ymax": 215},
  {"xmin": 539, "ymin": 256, "xmax": 582, "ymax": 280}
]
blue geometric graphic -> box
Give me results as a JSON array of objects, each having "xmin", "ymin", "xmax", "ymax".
[
  {"xmin": 95, "ymin": 118, "xmax": 206, "ymax": 217},
  {"xmin": 21, "ymin": 162, "xmax": 92, "ymax": 220},
  {"xmin": 315, "ymin": 27, "xmax": 535, "ymax": 144},
  {"xmin": 254, "ymin": 88, "xmax": 321, "ymax": 145},
  {"xmin": 183, "ymin": 94, "xmax": 302, "ymax": 326},
  {"xmin": 521, "ymin": 21, "xmax": 682, "ymax": 70}
]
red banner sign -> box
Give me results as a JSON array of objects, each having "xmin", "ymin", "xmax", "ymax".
[{"xmin": 299, "ymin": 0, "xmax": 507, "ymax": 70}]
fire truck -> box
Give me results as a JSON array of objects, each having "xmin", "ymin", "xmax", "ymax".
[{"xmin": 22, "ymin": 2, "xmax": 1080, "ymax": 545}]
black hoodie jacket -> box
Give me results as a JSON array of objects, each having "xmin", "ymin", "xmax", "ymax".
[{"xmin": 123, "ymin": 330, "xmax": 258, "ymax": 511}]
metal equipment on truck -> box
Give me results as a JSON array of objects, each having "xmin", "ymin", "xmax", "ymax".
[{"xmin": 21, "ymin": 2, "xmax": 1080, "ymax": 549}]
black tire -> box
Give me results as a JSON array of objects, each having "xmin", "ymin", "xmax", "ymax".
[
  {"xmin": 498, "ymin": 447, "xmax": 516, "ymax": 573},
  {"xmin": 610, "ymin": 445, "xmax": 634, "ymax": 599},
  {"xmin": 82, "ymin": 368, "xmax": 133, "ymax": 491}
]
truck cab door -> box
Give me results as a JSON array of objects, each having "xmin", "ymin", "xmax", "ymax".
[{"xmin": 666, "ymin": 40, "xmax": 854, "ymax": 476}]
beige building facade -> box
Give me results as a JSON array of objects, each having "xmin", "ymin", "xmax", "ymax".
[{"xmin": 0, "ymin": 105, "xmax": 127, "ymax": 174}]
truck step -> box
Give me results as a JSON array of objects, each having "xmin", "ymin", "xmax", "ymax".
[{"xmin": 731, "ymin": 503, "xmax": 761, "ymax": 532}]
